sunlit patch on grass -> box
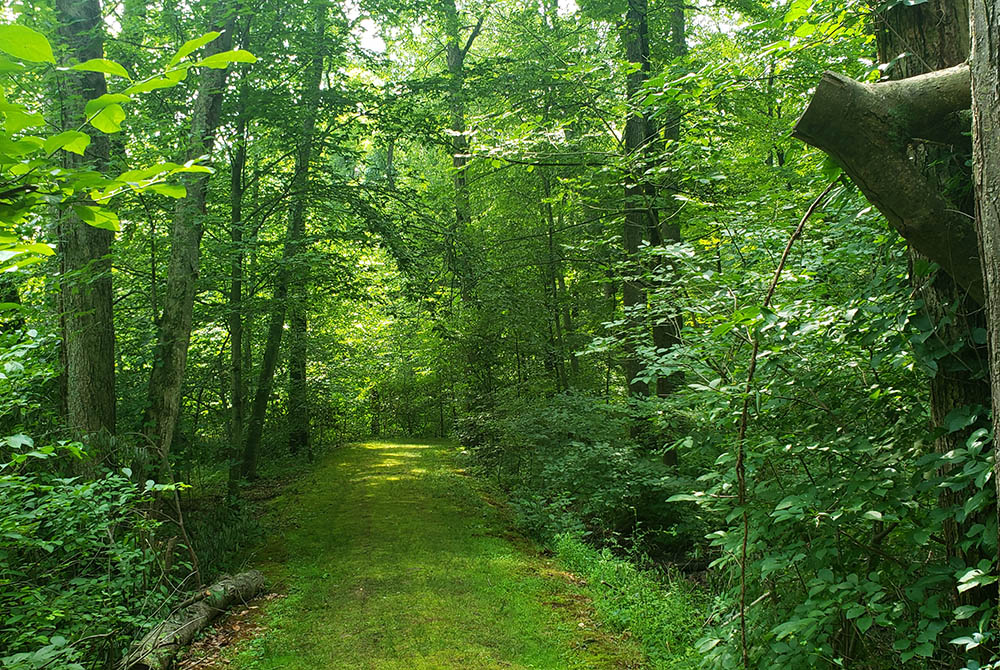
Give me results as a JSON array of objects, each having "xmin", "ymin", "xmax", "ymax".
[{"xmin": 219, "ymin": 441, "xmax": 646, "ymax": 670}]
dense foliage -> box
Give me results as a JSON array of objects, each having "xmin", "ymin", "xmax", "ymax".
[{"xmin": 1, "ymin": 0, "xmax": 998, "ymax": 668}]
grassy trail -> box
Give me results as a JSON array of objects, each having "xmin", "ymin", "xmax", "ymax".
[{"xmin": 220, "ymin": 441, "xmax": 644, "ymax": 670}]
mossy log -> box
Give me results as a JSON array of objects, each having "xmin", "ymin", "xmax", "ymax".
[{"xmin": 122, "ymin": 570, "xmax": 267, "ymax": 670}]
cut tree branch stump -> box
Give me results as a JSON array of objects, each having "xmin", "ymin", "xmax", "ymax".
[
  {"xmin": 792, "ymin": 63, "xmax": 983, "ymax": 304},
  {"xmin": 122, "ymin": 570, "xmax": 267, "ymax": 670}
]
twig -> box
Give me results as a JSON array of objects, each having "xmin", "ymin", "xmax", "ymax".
[{"xmin": 734, "ymin": 180, "xmax": 837, "ymax": 668}]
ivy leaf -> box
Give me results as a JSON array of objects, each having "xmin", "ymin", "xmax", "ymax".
[
  {"xmin": 0, "ymin": 25, "xmax": 55, "ymax": 63},
  {"xmin": 70, "ymin": 58, "xmax": 130, "ymax": 79}
]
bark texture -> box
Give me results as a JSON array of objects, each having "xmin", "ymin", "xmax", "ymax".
[
  {"xmin": 622, "ymin": 0, "xmax": 655, "ymax": 398},
  {"xmin": 873, "ymin": 0, "xmax": 989, "ymax": 595},
  {"xmin": 122, "ymin": 571, "xmax": 266, "ymax": 670},
  {"xmin": 441, "ymin": 0, "xmax": 482, "ymax": 301},
  {"xmin": 970, "ymin": 0, "xmax": 1000, "ymax": 513},
  {"xmin": 143, "ymin": 22, "xmax": 235, "ymax": 469},
  {"xmin": 57, "ymin": 0, "xmax": 116, "ymax": 443},
  {"xmin": 792, "ymin": 64, "xmax": 983, "ymax": 304}
]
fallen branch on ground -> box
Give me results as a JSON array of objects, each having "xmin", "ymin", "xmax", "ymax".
[{"xmin": 121, "ymin": 570, "xmax": 267, "ymax": 670}]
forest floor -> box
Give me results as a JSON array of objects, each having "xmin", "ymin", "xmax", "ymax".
[{"xmin": 185, "ymin": 440, "xmax": 646, "ymax": 670}]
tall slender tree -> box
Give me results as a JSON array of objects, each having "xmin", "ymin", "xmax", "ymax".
[{"xmin": 143, "ymin": 12, "xmax": 236, "ymax": 470}]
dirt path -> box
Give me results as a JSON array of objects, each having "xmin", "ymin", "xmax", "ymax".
[{"xmin": 207, "ymin": 441, "xmax": 644, "ymax": 670}]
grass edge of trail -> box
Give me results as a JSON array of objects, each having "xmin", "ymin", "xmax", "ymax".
[{"xmin": 202, "ymin": 440, "xmax": 650, "ymax": 670}]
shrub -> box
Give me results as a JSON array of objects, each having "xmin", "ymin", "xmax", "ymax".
[{"xmin": 0, "ymin": 440, "xmax": 181, "ymax": 670}]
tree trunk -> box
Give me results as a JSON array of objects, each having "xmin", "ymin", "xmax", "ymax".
[
  {"xmin": 441, "ymin": 0, "xmax": 481, "ymax": 301},
  {"xmin": 56, "ymin": 0, "xmax": 116, "ymax": 450},
  {"xmin": 970, "ymin": 0, "xmax": 1000, "ymax": 551},
  {"xmin": 649, "ymin": 0, "xmax": 686, "ymax": 407},
  {"xmin": 143, "ymin": 22, "xmax": 235, "ymax": 472},
  {"xmin": 622, "ymin": 0, "xmax": 654, "ymax": 399},
  {"xmin": 287, "ymin": 2, "xmax": 327, "ymax": 458},
  {"xmin": 227, "ymin": 90, "xmax": 248, "ymax": 500}
]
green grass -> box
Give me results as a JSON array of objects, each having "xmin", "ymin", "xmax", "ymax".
[
  {"xmin": 554, "ymin": 535, "xmax": 706, "ymax": 670},
  {"xmin": 222, "ymin": 440, "xmax": 647, "ymax": 670}
]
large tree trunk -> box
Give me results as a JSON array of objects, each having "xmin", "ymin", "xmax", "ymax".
[
  {"xmin": 227, "ymin": 89, "xmax": 248, "ymax": 500},
  {"xmin": 970, "ymin": 0, "xmax": 1000, "ymax": 549},
  {"xmin": 57, "ymin": 0, "xmax": 116, "ymax": 449},
  {"xmin": 622, "ymin": 0, "xmax": 654, "ymax": 400},
  {"xmin": 143, "ymin": 22, "xmax": 235, "ymax": 472},
  {"xmin": 649, "ymin": 0, "xmax": 686, "ymax": 412},
  {"xmin": 441, "ymin": 0, "xmax": 481, "ymax": 302},
  {"xmin": 874, "ymin": 0, "xmax": 989, "ymax": 576}
]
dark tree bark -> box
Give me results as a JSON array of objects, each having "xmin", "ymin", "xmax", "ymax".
[
  {"xmin": 440, "ymin": 0, "xmax": 483, "ymax": 301},
  {"xmin": 649, "ymin": 0, "xmax": 686, "ymax": 407},
  {"xmin": 970, "ymin": 0, "xmax": 1000, "ymax": 541},
  {"xmin": 57, "ymin": 0, "xmax": 116, "ymax": 447},
  {"xmin": 874, "ymin": 0, "xmax": 989, "ymax": 574},
  {"xmin": 622, "ymin": 0, "xmax": 654, "ymax": 399},
  {"xmin": 143, "ymin": 18, "xmax": 235, "ymax": 471}
]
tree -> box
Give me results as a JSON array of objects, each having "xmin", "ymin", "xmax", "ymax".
[
  {"xmin": 142, "ymin": 18, "xmax": 239, "ymax": 472},
  {"xmin": 970, "ymin": 0, "xmax": 1000, "ymax": 536},
  {"xmin": 56, "ymin": 0, "xmax": 116, "ymax": 448}
]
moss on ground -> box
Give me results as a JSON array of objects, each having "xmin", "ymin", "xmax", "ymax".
[{"xmin": 215, "ymin": 441, "xmax": 646, "ymax": 670}]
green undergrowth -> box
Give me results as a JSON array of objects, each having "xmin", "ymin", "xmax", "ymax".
[
  {"xmin": 553, "ymin": 534, "xmax": 705, "ymax": 670},
  {"xmin": 215, "ymin": 440, "xmax": 649, "ymax": 670}
]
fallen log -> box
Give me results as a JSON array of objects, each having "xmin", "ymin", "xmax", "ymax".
[
  {"xmin": 792, "ymin": 63, "xmax": 983, "ymax": 304},
  {"xmin": 122, "ymin": 570, "xmax": 267, "ymax": 670}
]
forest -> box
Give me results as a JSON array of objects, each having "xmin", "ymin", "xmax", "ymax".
[{"xmin": 2, "ymin": 0, "xmax": 1000, "ymax": 667}]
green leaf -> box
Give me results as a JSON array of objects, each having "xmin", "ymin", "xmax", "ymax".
[
  {"xmin": 862, "ymin": 510, "xmax": 883, "ymax": 521},
  {"xmin": 856, "ymin": 616, "xmax": 873, "ymax": 633},
  {"xmin": 83, "ymin": 93, "xmax": 131, "ymax": 117},
  {"xmin": 125, "ymin": 76, "xmax": 184, "ymax": 94},
  {"xmin": 90, "ymin": 104, "xmax": 126, "ymax": 133},
  {"xmin": 146, "ymin": 183, "xmax": 186, "ymax": 198},
  {"xmin": 169, "ymin": 31, "xmax": 221, "ymax": 66},
  {"xmin": 70, "ymin": 58, "xmax": 130, "ymax": 79},
  {"xmin": 5, "ymin": 433, "xmax": 33, "ymax": 449},
  {"xmin": 4, "ymin": 109, "xmax": 44, "ymax": 133},
  {"xmin": 0, "ymin": 24, "xmax": 55, "ymax": 63},
  {"xmin": 44, "ymin": 130, "xmax": 90, "ymax": 156},
  {"xmin": 73, "ymin": 205, "xmax": 120, "ymax": 231},
  {"xmin": 193, "ymin": 49, "xmax": 257, "ymax": 69}
]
